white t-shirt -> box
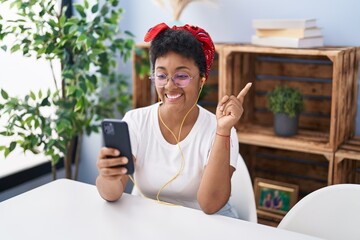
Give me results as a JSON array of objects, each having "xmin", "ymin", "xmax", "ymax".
[{"xmin": 122, "ymin": 103, "xmax": 239, "ymax": 212}]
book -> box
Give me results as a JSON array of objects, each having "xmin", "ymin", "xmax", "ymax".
[
  {"xmin": 256, "ymin": 27, "xmax": 322, "ymax": 38},
  {"xmin": 252, "ymin": 19, "xmax": 317, "ymax": 29},
  {"xmin": 251, "ymin": 35, "xmax": 324, "ymax": 48}
]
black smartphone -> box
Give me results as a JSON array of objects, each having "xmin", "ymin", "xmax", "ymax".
[{"xmin": 101, "ymin": 119, "xmax": 134, "ymax": 174}]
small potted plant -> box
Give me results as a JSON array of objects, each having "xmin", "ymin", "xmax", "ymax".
[{"xmin": 267, "ymin": 85, "xmax": 304, "ymax": 136}]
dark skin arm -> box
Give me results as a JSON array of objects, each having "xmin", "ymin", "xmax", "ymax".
[{"xmin": 197, "ymin": 83, "xmax": 252, "ymax": 214}]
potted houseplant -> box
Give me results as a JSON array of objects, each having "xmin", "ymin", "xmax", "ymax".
[
  {"xmin": 267, "ymin": 85, "xmax": 304, "ymax": 137},
  {"xmin": 0, "ymin": 0, "xmax": 134, "ymax": 179}
]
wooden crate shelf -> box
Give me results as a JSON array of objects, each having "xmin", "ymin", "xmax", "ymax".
[
  {"xmin": 257, "ymin": 212, "xmax": 282, "ymax": 227},
  {"xmin": 237, "ymin": 124, "xmax": 332, "ymax": 155},
  {"xmin": 334, "ymin": 136, "xmax": 360, "ymax": 184},
  {"xmin": 218, "ymin": 44, "xmax": 360, "ymax": 153}
]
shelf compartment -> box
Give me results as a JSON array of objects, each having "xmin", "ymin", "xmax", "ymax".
[
  {"xmin": 240, "ymin": 144, "xmax": 330, "ymax": 194},
  {"xmin": 334, "ymin": 136, "xmax": 360, "ymax": 184},
  {"xmin": 219, "ymin": 44, "xmax": 360, "ymax": 152}
]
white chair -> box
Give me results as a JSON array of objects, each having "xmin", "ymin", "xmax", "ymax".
[
  {"xmin": 278, "ymin": 184, "xmax": 360, "ymax": 240},
  {"xmin": 229, "ymin": 153, "xmax": 257, "ymax": 223}
]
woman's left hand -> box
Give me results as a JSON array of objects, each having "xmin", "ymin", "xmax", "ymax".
[{"xmin": 216, "ymin": 82, "xmax": 252, "ymax": 132}]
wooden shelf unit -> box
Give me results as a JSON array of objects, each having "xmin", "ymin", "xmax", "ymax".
[{"xmin": 218, "ymin": 44, "xmax": 360, "ymax": 185}]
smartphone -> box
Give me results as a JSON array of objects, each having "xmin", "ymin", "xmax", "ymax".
[{"xmin": 101, "ymin": 119, "xmax": 134, "ymax": 174}]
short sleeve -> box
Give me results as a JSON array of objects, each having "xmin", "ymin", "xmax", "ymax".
[
  {"xmin": 206, "ymin": 127, "xmax": 239, "ymax": 169},
  {"xmin": 122, "ymin": 112, "xmax": 139, "ymax": 157},
  {"xmin": 229, "ymin": 127, "xmax": 239, "ymax": 169}
]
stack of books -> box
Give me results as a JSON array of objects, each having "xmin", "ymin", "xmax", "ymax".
[{"xmin": 251, "ymin": 19, "xmax": 324, "ymax": 48}]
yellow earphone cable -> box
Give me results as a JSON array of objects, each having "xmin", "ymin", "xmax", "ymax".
[
  {"xmin": 129, "ymin": 80, "xmax": 205, "ymax": 206},
  {"xmin": 156, "ymin": 82, "xmax": 204, "ymax": 203},
  {"xmin": 128, "ymin": 175, "xmax": 178, "ymax": 206}
]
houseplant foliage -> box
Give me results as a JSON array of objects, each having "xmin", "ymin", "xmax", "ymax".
[
  {"xmin": 0, "ymin": 0, "xmax": 134, "ymax": 179},
  {"xmin": 268, "ymin": 85, "xmax": 304, "ymax": 118},
  {"xmin": 267, "ymin": 85, "xmax": 304, "ymax": 136}
]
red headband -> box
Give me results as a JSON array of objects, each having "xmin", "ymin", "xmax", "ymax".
[{"xmin": 144, "ymin": 22, "xmax": 215, "ymax": 80}]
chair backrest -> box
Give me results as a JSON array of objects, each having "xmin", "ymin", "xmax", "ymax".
[
  {"xmin": 229, "ymin": 154, "xmax": 257, "ymax": 223},
  {"xmin": 278, "ymin": 184, "xmax": 360, "ymax": 240}
]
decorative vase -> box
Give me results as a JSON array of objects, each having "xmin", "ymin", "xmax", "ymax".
[
  {"xmin": 274, "ymin": 113, "xmax": 299, "ymax": 137},
  {"xmin": 166, "ymin": 19, "xmax": 183, "ymax": 27}
]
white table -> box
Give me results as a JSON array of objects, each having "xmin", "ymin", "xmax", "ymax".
[{"xmin": 0, "ymin": 179, "xmax": 323, "ymax": 240}]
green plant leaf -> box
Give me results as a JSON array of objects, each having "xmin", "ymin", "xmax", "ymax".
[
  {"xmin": 74, "ymin": 4, "xmax": 86, "ymax": 18},
  {"xmin": 124, "ymin": 30, "xmax": 135, "ymax": 37},
  {"xmin": 91, "ymin": 3, "xmax": 99, "ymax": 13},
  {"xmin": 0, "ymin": 131, "xmax": 14, "ymax": 136},
  {"xmin": 59, "ymin": 14, "xmax": 66, "ymax": 27},
  {"xmin": 267, "ymin": 85, "xmax": 304, "ymax": 117},
  {"xmin": 100, "ymin": 5, "xmax": 109, "ymax": 15},
  {"xmin": 30, "ymin": 91, "xmax": 36, "ymax": 100},
  {"xmin": 84, "ymin": 0, "xmax": 89, "ymax": 9},
  {"xmin": 1, "ymin": 89, "xmax": 9, "ymax": 99},
  {"xmin": 48, "ymin": 19, "xmax": 57, "ymax": 29},
  {"xmin": 9, "ymin": 141, "xmax": 17, "ymax": 152},
  {"xmin": 110, "ymin": 0, "xmax": 119, "ymax": 7},
  {"xmin": 74, "ymin": 97, "xmax": 84, "ymax": 112},
  {"xmin": 4, "ymin": 148, "xmax": 10, "ymax": 158},
  {"xmin": 10, "ymin": 44, "xmax": 20, "ymax": 52},
  {"xmin": 77, "ymin": 33, "xmax": 87, "ymax": 42},
  {"xmin": 40, "ymin": 97, "xmax": 50, "ymax": 106}
]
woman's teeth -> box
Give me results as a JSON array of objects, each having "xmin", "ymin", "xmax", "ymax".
[{"xmin": 166, "ymin": 93, "xmax": 182, "ymax": 99}]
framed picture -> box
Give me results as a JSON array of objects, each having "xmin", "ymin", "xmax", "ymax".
[{"xmin": 254, "ymin": 178, "xmax": 299, "ymax": 218}]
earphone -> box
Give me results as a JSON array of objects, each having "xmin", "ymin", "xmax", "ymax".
[{"xmin": 201, "ymin": 77, "xmax": 206, "ymax": 88}]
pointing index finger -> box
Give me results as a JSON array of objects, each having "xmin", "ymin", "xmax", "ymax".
[{"xmin": 237, "ymin": 82, "xmax": 252, "ymax": 101}]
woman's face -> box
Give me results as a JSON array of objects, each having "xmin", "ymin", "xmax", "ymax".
[{"xmin": 154, "ymin": 51, "xmax": 202, "ymax": 112}]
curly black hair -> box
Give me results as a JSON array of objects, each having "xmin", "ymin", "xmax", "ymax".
[{"xmin": 149, "ymin": 28, "xmax": 206, "ymax": 78}]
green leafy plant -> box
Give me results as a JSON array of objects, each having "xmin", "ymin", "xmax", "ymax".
[
  {"xmin": 267, "ymin": 85, "xmax": 304, "ymax": 118},
  {"xmin": 0, "ymin": 0, "xmax": 134, "ymax": 179},
  {"xmin": 134, "ymin": 46, "xmax": 151, "ymax": 79}
]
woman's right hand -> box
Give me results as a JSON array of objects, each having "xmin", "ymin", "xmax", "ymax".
[{"xmin": 96, "ymin": 147, "xmax": 129, "ymax": 181}]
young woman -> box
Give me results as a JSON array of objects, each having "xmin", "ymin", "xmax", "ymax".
[{"xmin": 96, "ymin": 22, "xmax": 252, "ymax": 218}]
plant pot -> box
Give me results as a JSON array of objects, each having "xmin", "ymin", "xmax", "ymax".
[{"xmin": 273, "ymin": 113, "xmax": 299, "ymax": 137}]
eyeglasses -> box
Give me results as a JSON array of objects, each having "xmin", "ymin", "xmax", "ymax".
[{"xmin": 149, "ymin": 72, "xmax": 194, "ymax": 88}]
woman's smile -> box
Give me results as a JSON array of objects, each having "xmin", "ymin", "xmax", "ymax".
[{"xmin": 165, "ymin": 92, "xmax": 183, "ymax": 102}]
